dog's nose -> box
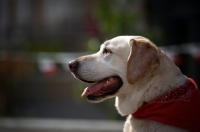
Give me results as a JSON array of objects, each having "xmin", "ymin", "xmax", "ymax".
[{"xmin": 68, "ymin": 60, "xmax": 78, "ymax": 71}]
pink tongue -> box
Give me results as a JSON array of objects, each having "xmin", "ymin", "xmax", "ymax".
[{"xmin": 81, "ymin": 79, "xmax": 107, "ymax": 97}]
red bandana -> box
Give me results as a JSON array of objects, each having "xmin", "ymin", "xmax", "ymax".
[{"xmin": 132, "ymin": 78, "xmax": 200, "ymax": 132}]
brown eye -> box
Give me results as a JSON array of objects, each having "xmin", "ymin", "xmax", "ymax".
[{"xmin": 103, "ymin": 47, "xmax": 112, "ymax": 54}]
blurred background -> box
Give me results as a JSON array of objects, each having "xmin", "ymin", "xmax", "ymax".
[{"xmin": 0, "ymin": 0, "xmax": 200, "ymax": 131}]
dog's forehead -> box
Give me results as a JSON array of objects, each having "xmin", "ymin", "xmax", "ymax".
[
  {"xmin": 103, "ymin": 36, "xmax": 131, "ymax": 48},
  {"xmin": 109, "ymin": 36, "xmax": 131, "ymax": 44},
  {"xmin": 101, "ymin": 36, "xmax": 150, "ymax": 52},
  {"xmin": 105, "ymin": 36, "xmax": 147, "ymax": 46}
]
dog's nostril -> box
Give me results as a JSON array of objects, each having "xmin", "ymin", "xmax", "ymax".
[{"xmin": 68, "ymin": 60, "xmax": 78, "ymax": 71}]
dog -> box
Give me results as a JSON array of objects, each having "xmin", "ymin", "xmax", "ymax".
[{"xmin": 68, "ymin": 36, "xmax": 200, "ymax": 132}]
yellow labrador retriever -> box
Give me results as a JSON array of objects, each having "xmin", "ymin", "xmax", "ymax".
[{"xmin": 68, "ymin": 36, "xmax": 200, "ymax": 132}]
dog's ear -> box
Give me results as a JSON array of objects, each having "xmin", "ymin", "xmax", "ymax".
[{"xmin": 127, "ymin": 39, "xmax": 159, "ymax": 84}]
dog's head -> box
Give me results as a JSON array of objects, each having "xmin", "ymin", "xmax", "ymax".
[{"xmin": 69, "ymin": 36, "xmax": 160, "ymax": 103}]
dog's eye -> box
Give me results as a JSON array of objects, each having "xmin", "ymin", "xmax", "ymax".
[{"xmin": 103, "ymin": 47, "xmax": 112, "ymax": 54}]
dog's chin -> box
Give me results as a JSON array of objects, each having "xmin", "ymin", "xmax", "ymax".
[
  {"xmin": 77, "ymin": 76, "xmax": 123, "ymax": 103},
  {"xmin": 87, "ymin": 94, "xmax": 117, "ymax": 103}
]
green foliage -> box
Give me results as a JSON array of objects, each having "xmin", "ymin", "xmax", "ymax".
[
  {"xmin": 93, "ymin": 0, "xmax": 164, "ymax": 44},
  {"xmin": 87, "ymin": 37, "xmax": 101, "ymax": 52},
  {"xmin": 94, "ymin": 0, "xmax": 137, "ymax": 38}
]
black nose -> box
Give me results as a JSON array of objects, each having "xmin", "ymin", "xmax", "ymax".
[{"xmin": 68, "ymin": 60, "xmax": 78, "ymax": 71}]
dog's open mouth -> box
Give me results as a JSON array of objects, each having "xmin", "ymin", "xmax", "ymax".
[{"xmin": 81, "ymin": 76, "xmax": 123, "ymax": 101}]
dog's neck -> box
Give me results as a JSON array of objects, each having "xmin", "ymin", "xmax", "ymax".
[{"xmin": 115, "ymin": 55, "xmax": 187, "ymax": 116}]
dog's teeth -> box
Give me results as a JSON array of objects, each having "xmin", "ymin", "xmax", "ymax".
[
  {"xmin": 105, "ymin": 78, "xmax": 113, "ymax": 86},
  {"xmin": 87, "ymin": 90, "xmax": 92, "ymax": 95},
  {"xmin": 106, "ymin": 80, "xmax": 110, "ymax": 84},
  {"xmin": 109, "ymin": 77, "xmax": 113, "ymax": 81}
]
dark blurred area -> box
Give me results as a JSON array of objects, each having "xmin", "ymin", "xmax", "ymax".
[{"xmin": 0, "ymin": 0, "xmax": 200, "ymax": 126}]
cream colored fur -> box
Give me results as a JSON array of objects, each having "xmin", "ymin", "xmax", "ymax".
[{"xmin": 71, "ymin": 36, "xmax": 189, "ymax": 132}]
